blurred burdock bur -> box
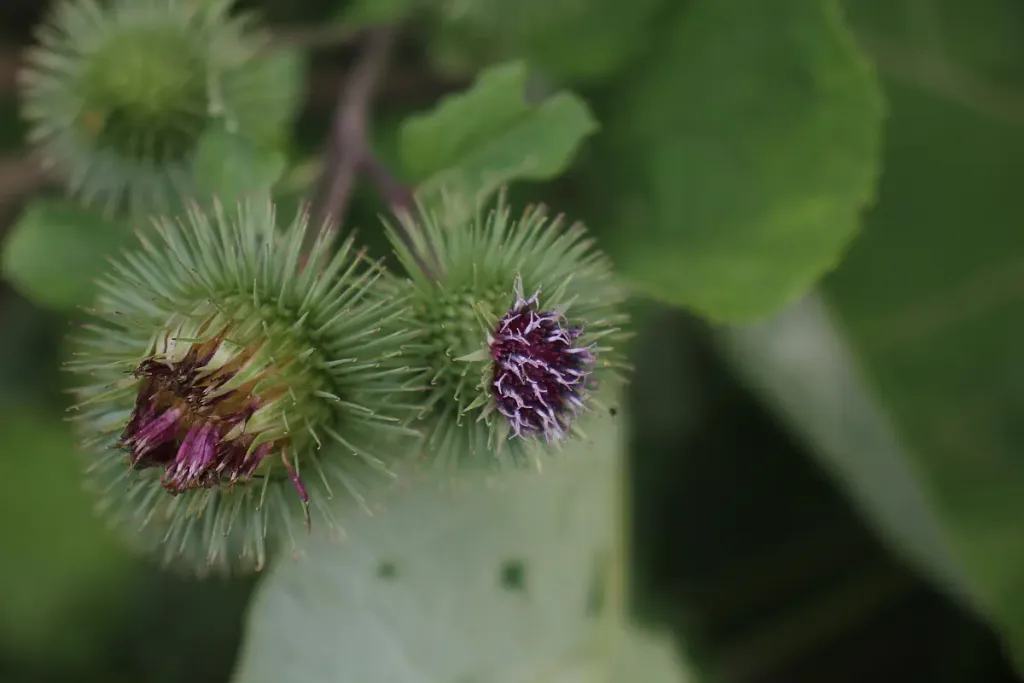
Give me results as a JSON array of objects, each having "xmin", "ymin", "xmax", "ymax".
[
  {"xmin": 19, "ymin": 0, "xmax": 304, "ymax": 216},
  {"xmin": 231, "ymin": 390, "xmax": 692, "ymax": 683}
]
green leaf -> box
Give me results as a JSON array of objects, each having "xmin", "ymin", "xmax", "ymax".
[
  {"xmin": 2, "ymin": 199, "xmax": 133, "ymax": 311},
  {"xmin": 232, "ymin": 392, "xmax": 689, "ymax": 683},
  {"xmin": 224, "ymin": 47, "xmax": 308, "ymax": 145},
  {"xmin": 193, "ymin": 125, "xmax": 287, "ymax": 203},
  {"xmin": 716, "ymin": 0, "xmax": 1024, "ymax": 665},
  {"xmin": 399, "ymin": 60, "xmax": 598, "ymax": 214},
  {"xmin": 843, "ymin": 0, "xmax": 1024, "ymax": 86},
  {"xmin": 584, "ymin": 0, "xmax": 884, "ymax": 322},
  {"xmin": 715, "ymin": 294, "xmax": 976, "ymax": 609},
  {"xmin": 818, "ymin": 74, "xmax": 1024, "ymax": 665},
  {"xmin": 548, "ymin": 624, "xmax": 691, "ymax": 683},
  {"xmin": 0, "ymin": 404, "xmax": 133, "ymax": 664},
  {"xmin": 425, "ymin": 0, "xmax": 666, "ymax": 84}
]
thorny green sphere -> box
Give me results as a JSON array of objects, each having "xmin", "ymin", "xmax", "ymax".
[
  {"xmin": 68, "ymin": 199, "xmax": 421, "ymax": 575},
  {"xmin": 80, "ymin": 27, "xmax": 210, "ymax": 163},
  {"xmin": 19, "ymin": 0, "xmax": 291, "ymax": 214},
  {"xmin": 384, "ymin": 196, "xmax": 631, "ymax": 468}
]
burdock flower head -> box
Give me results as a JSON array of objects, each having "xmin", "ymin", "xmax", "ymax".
[
  {"xmin": 69, "ymin": 199, "xmax": 419, "ymax": 574},
  {"xmin": 487, "ymin": 278, "xmax": 595, "ymax": 442},
  {"xmin": 119, "ymin": 314, "xmax": 301, "ymax": 501},
  {"xmin": 384, "ymin": 194, "xmax": 630, "ymax": 468},
  {"xmin": 19, "ymin": 0, "xmax": 296, "ymax": 214}
]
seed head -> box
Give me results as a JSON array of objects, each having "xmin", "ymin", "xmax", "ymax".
[
  {"xmin": 119, "ymin": 324, "xmax": 300, "ymax": 504},
  {"xmin": 69, "ymin": 199, "xmax": 419, "ymax": 574}
]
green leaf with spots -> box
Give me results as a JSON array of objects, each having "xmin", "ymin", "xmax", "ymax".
[
  {"xmin": 583, "ymin": 0, "xmax": 883, "ymax": 322},
  {"xmin": 2, "ymin": 199, "xmax": 133, "ymax": 311},
  {"xmin": 231, "ymin": 390, "xmax": 693, "ymax": 683},
  {"xmin": 399, "ymin": 61, "xmax": 598, "ymax": 216}
]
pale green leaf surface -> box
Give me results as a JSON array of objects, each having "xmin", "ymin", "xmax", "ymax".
[
  {"xmin": 2, "ymin": 199, "xmax": 133, "ymax": 311},
  {"xmin": 399, "ymin": 61, "xmax": 597, "ymax": 214},
  {"xmin": 193, "ymin": 125, "xmax": 287, "ymax": 203},
  {"xmin": 585, "ymin": 0, "xmax": 883, "ymax": 322},
  {"xmin": 232, "ymin": 394, "xmax": 678, "ymax": 683},
  {"xmin": 545, "ymin": 624, "xmax": 691, "ymax": 683}
]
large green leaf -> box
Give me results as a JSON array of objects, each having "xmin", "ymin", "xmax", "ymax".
[
  {"xmin": 399, "ymin": 61, "xmax": 598, "ymax": 216},
  {"xmin": 2, "ymin": 199, "xmax": 133, "ymax": 311},
  {"xmin": 843, "ymin": 0, "xmax": 1024, "ymax": 86},
  {"xmin": 583, "ymin": 0, "xmax": 883, "ymax": 322},
  {"xmin": 232, "ymin": 392, "xmax": 693, "ymax": 683},
  {"xmin": 717, "ymin": 0, "xmax": 1024, "ymax": 666},
  {"xmin": 820, "ymin": 75, "xmax": 1024, "ymax": 663},
  {"xmin": 424, "ymin": 0, "xmax": 666, "ymax": 84}
]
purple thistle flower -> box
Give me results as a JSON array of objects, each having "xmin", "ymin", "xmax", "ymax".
[
  {"xmin": 489, "ymin": 280, "xmax": 596, "ymax": 442},
  {"xmin": 118, "ymin": 329, "xmax": 310, "ymax": 527}
]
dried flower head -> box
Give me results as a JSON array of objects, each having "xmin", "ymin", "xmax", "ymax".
[
  {"xmin": 20, "ymin": 0, "xmax": 295, "ymax": 213},
  {"xmin": 69, "ymin": 199, "xmax": 419, "ymax": 574},
  {"xmin": 384, "ymin": 194, "xmax": 630, "ymax": 468}
]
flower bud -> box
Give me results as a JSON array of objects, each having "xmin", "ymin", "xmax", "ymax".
[
  {"xmin": 20, "ymin": 0, "xmax": 288, "ymax": 214},
  {"xmin": 385, "ymin": 195, "xmax": 630, "ymax": 468},
  {"xmin": 68, "ymin": 199, "xmax": 420, "ymax": 574}
]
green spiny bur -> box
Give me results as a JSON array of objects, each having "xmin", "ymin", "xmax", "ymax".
[
  {"xmin": 68, "ymin": 198, "xmax": 421, "ymax": 575},
  {"xmin": 382, "ymin": 193, "xmax": 631, "ymax": 469},
  {"xmin": 20, "ymin": 0, "xmax": 288, "ymax": 215}
]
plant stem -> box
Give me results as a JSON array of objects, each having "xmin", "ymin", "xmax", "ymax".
[
  {"xmin": 302, "ymin": 27, "xmax": 396, "ymax": 263},
  {"xmin": 300, "ymin": 26, "xmax": 442, "ymax": 280}
]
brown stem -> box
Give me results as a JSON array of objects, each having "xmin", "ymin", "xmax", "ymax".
[
  {"xmin": 302, "ymin": 27, "xmax": 397, "ymax": 263},
  {"xmin": 299, "ymin": 27, "xmax": 442, "ymax": 281}
]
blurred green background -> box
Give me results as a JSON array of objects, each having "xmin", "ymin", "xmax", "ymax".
[{"xmin": 2, "ymin": 0, "xmax": 1024, "ymax": 681}]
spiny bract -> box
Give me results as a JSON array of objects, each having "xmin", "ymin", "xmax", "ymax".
[
  {"xmin": 68, "ymin": 199, "xmax": 420, "ymax": 574},
  {"xmin": 383, "ymin": 195, "xmax": 631, "ymax": 469},
  {"xmin": 20, "ymin": 0, "xmax": 294, "ymax": 214}
]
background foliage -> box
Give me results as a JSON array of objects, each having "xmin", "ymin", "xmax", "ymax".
[{"xmin": 1, "ymin": 0, "xmax": 1023, "ymax": 682}]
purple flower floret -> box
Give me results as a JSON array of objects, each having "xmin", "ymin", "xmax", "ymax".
[
  {"xmin": 489, "ymin": 281, "xmax": 596, "ymax": 442},
  {"xmin": 117, "ymin": 328, "xmax": 309, "ymax": 526}
]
